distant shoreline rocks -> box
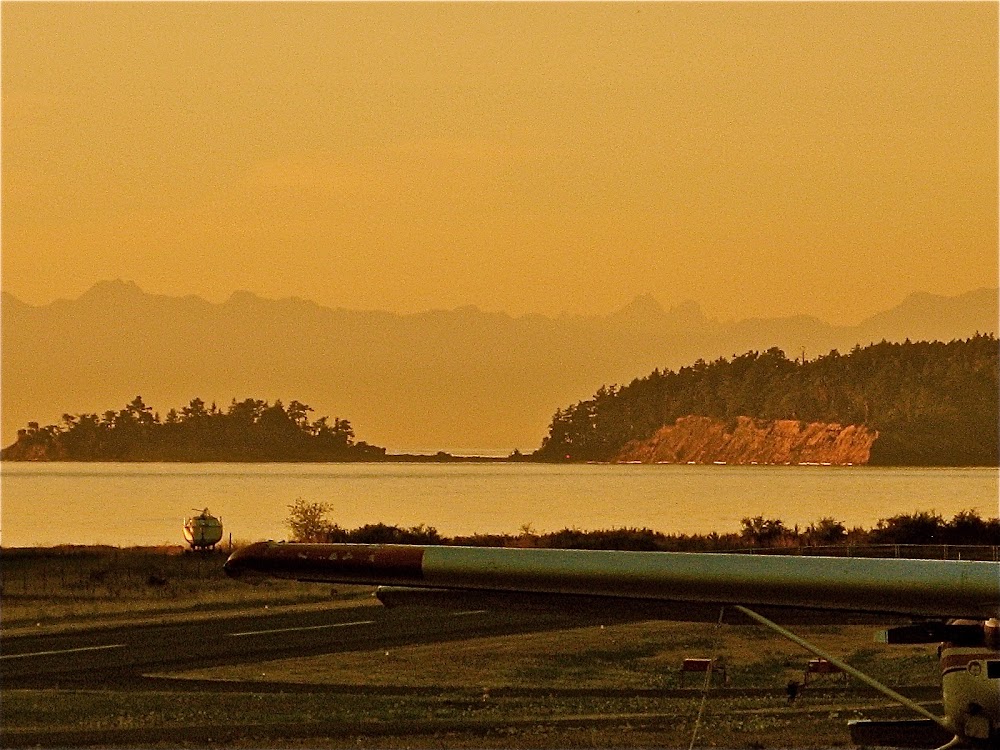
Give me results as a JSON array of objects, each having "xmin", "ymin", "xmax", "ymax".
[{"xmin": 615, "ymin": 416, "xmax": 878, "ymax": 466}]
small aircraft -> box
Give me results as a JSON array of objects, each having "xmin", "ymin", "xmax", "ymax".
[{"xmin": 225, "ymin": 541, "xmax": 1000, "ymax": 748}]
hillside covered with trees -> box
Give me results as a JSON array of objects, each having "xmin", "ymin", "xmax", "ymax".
[
  {"xmin": 534, "ymin": 335, "xmax": 999, "ymax": 466},
  {"xmin": 0, "ymin": 397, "xmax": 387, "ymax": 462}
]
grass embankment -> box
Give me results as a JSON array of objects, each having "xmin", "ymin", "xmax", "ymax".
[{"xmin": 0, "ymin": 545, "xmax": 364, "ymax": 630}]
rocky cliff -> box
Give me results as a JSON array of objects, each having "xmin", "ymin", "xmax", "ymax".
[{"xmin": 615, "ymin": 416, "xmax": 878, "ymax": 466}]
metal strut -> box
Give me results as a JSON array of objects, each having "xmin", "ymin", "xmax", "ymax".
[
  {"xmin": 732, "ymin": 605, "xmax": 956, "ymax": 736},
  {"xmin": 687, "ymin": 606, "xmax": 726, "ymax": 750}
]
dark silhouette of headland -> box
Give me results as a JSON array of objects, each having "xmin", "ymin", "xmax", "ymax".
[
  {"xmin": 535, "ymin": 335, "xmax": 998, "ymax": 466},
  {"xmin": 1, "ymin": 397, "xmax": 387, "ymax": 462},
  {"xmin": 2, "ymin": 282, "xmax": 995, "ymax": 454}
]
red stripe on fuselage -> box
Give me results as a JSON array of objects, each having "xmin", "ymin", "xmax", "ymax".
[{"xmin": 229, "ymin": 542, "xmax": 426, "ymax": 582}]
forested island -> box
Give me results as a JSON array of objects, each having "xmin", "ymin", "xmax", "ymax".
[
  {"xmin": 3, "ymin": 336, "xmax": 997, "ymax": 465},
  {"xmin": 533, "ymin": 335, "xmax": 998, "ymax": 466},
  {"xmin": 0, "ymin": 397, "xmax": 388, "ymax": 462}
]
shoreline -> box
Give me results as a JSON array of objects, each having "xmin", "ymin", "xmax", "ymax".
[{"xmin": 4, "ymin": 456, "xmax": 998, "ymax": 466}]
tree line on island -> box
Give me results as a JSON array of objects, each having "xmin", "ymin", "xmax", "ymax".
[
  {"xmin": 286, "ymin": 499, "xmax": 1000, "ymax": 551},
  {"xmin": 3, "ymin": 397, "xmax": 386, "ymax": 462},
  {"xmin": 534, "ymin": 334, "xmax": 998, "ymax": 465},
  {"xmin": 3, "ymin": 335, "xmax": 997, "ymax": 464}
]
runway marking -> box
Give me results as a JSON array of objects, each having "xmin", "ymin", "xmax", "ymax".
[
  {"xmin": 450, "ymin": 610, "xmax": 488, "ymax": 616},
  {"xmin": 228, "ymin": 620, "xmax": 375, "ymax": 637},
  {"xmin": 0, "ymin": 644, "xmax": 125, "ymax": 660}
]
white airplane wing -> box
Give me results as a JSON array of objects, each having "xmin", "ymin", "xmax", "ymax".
[{"xmin": 223, "ymin": 541, "xmax": 1000, "ymax": 622}]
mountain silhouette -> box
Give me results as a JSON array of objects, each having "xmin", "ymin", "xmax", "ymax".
[{"xmin": 2, "ymin": 282, "xmax": 996, "ymax": 453}]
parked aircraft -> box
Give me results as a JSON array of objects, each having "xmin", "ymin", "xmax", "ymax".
[{"xmin": 224, "ymin": 542, "xmax": 1000, "ymax": 748}]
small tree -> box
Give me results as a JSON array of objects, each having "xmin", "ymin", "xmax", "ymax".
[
  {"xmin": 286, "ymin": 497, "xmax": 336, "ymax": 542},
  {"xmin": 740, "ymin": 516, "xmax": 787, "ymax": 547},
  {"xmin": 806, "ymin": 517, "xmax": 847, "ymax": 545}
]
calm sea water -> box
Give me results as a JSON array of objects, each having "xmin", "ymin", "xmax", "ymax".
[{"xmin": 1, "ymin": 463, "xmax": 997, "ymax": 548}]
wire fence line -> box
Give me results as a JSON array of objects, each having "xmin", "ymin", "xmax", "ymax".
[{"xmin": 736, "ymin": 544, "xmax": 999, "ymax": 561}]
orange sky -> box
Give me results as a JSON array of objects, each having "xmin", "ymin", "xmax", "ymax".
[{"xmin": 2, "ymin": 2, "xmax": 997, "ymax": 325}]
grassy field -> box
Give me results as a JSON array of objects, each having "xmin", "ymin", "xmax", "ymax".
[
  {"xmin": 1, "ymin": 546, "xmax": 943, "ymax": 748},
  {"xmin": 0, "ymin": 545, "xmax": 362, "ymax": 629},
  {"xmin": 169, "ymin": 619, "xmax": 938, "ymax": 692},
  {"xmin": 5, "ymin": 684, "xmax": 930, "ymax": 748}
]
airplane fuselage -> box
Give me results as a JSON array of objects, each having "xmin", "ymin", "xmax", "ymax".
[{"xmin": 941, "ymin": 638, "xmax": 1000, "ymax": 742}]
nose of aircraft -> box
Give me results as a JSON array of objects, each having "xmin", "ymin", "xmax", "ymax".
[
  {"xmin": 224, "ymin": 542, "xmax": 268, "ymax": 580},
  {"xmin": 223, "ymin": 552, "xmax": 245, "ymax": 579},
  {"xmin": 223, "ymin": 555, "xmax": 241, "ymax": 579}
]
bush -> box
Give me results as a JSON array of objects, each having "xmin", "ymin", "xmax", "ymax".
[{"xmin": 286, "ymin": 497, "xmax": 339, "ymax": 542}]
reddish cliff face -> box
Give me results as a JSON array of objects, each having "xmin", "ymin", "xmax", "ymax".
[{"xmin": 615, "ymin": 416, "xmax": 878, "ymax": 466}]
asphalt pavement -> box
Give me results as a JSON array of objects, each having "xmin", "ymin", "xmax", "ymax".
[{"xmin": 1, "ymin": 601, "xmax": 602, "ymax": 689}]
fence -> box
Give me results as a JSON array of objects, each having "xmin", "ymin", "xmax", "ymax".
[{"xmin": 738, "ymin": 544, "xmax": 1000, "ymax": 561}]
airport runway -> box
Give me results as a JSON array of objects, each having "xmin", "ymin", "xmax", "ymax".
[{"xmin": 1, "ymin": 601, "xmax": 605, "ymax": 689}]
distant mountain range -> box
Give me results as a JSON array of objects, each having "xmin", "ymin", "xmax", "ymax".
[{"xmin": 2, "ymin": 282, "xmax": 996, "ymax": 453}]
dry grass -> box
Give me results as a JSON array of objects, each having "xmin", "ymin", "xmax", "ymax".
[
  {"xmin": 0, "ymin": 545, "xmax": 365, "ymax": 628},
  {"xmin": 1, "ymin": 680, "xmax": 918, "ymax": 748},
  {"xmin": 170, "ymin": 619, "xmax": 938, "ymax": 692}
]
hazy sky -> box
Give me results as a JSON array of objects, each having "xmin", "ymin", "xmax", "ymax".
[{"xmin": 3, "ymin": 2, "xmax": 997, "ymax": 325}]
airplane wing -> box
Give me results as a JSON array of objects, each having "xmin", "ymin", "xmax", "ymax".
[
  {"xmin": 225, "ymin": 541, "xmax": 1000, "ymax": 747},
  {"xmin": 223, "ymin": 541, "xmax": 1000, "ymax": 622}
]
